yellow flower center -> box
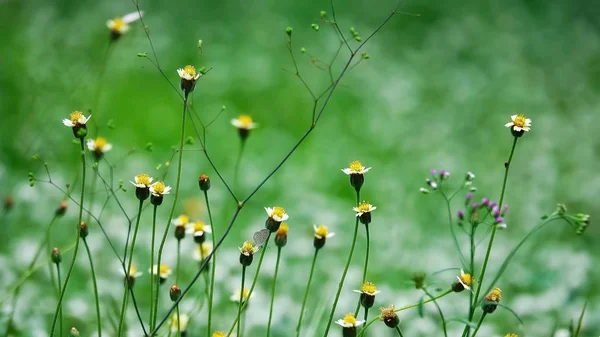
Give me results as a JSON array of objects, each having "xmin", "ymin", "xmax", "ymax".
[
  {"xmin": 505, "ymin": 334, "xmax": 518, "ymax": 337},
  {"xmin": 361, "ymin": 282, "xmax": 377, "ymax": 294},
  {"xmin": 460, "ymin": 273, "xmax": 474, "ymax": 287},
  {"xmin": 152, "ymin": 181, "xmax": 166, "ymax": 194},
  {"xmin": 112, "ymin": 17, "xmax": 125, "ymax": 31},
  {"xmin": 379, "ymin": 305, "xmax": 396, "ymax": 321},
  {"xmin": 199, "ymin": 243, "xmax": 212, "ymax": 256},
  {"xmin": 349, "ymin": 161, "xmax": 363, "ymax": 172},
  {"xmin": 70, "ymin": 111, "xmax": 84, "ymax": 124},
  {"xmin": 129, "ymin": 265, "xmax": 138, "ymax": 277},
  {"xmin": 271, "ymin": 206, "xmax": 285, "ymax": 218},
  {"xmin": 193, "ymin": 221, "xmax": 206, "ymax": 232},
  {"xmin": 136, "ymin": 174, "xmax": 151, "ymax": 186},
  {"xmin": 513, "ymin": 114, "xmax": 527, "ymax": 128},
  {"xmin": 183, "ymin": 65, "xmax": 197, "ymax": 77},
  {"xmin": 242, "ymin": 288, "xmax": 250, "ymax": 299},
  {"xmin": 357, "ymin": 202, "xmax": 372, "ymax": 212},
  {"xmin": 212, "ymin": 332, "xmax": 226, "ymax": 337},
  {"xmin": 94, "ymin": 137, "xmax": 107, "ymax": 151},
  {"xmin": 315, "ymin": 225, "xmax": 329, "ymax": 238},
  {"xmin": 241, "ymin": 241, "xmax": 255, "ymax": 255},
  {"xmin": 177, "ymin": 215, "xmax": 190, "ymax": 225},
  {"xmin": 486, "ymin": 287, "xmax": 502, "ymax": 302},
  {"xmin": 277, "ymin": 223, "xmax": 289, "ymax": 236},
  {"xmin": 159, "ymin": 264, "xmax": 170, "ymax": 276},
  {"xmin": 342, "ymin": 313, "xmax": 357, "ymax": 326},
  {"xmin": 238, "ymin": 114, "xmax": 253, "ymax": 127}
]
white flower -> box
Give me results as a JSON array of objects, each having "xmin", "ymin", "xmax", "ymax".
[
  {"xmin": 149, "ymin": 264, "xmax": 172, "ymax": 279},
  {"xmin": 265, "ymin": 206, "xmax": 289, "ymax": 222},
  {"xmin": 313, "ymin": 225, "xmax": 335, "ymax": 239},
  {"xmin": 239, "ymin": 241, "xmax": 259, "ymax": 256},
  {"xmin": 86, "ymin": 137, "xmax": 112, "ymax": 153},
  {"xmin": 185, "ymin": 221, "xmax": 212, "ymax": 236},
  {"xmin": 456, "ymin": 269, "xmax": 473, "ymax": 291},
  {"xmin": 353, "ymin": 202, "xmax": 377, "ymax": 216},
  {"xmin": 62, "ymin": 111, "xmax": 91, "ymax": 127},
  {"xmin": 352, "ymin": 282, "xmax": 381, "ymax": 296},
  {"xmin": 177, "ymin": 65, "xmax": 201, "ymax": 81},
  {"xmin": 193, "ymin": 243, "xmax": 213, "ymax": 261},
  {"xmin": 230, "ymin": 287, "xmax": 253, "ymax": 303},
  {"xmin": 342, "ymin": 161, "xmax": 371, "ymax": 175},
  {"xmin": 230, "ymin": 114, "xmax": 258, "ymax": 130},
  {"xmin": 504, "ymin": 114, "xmax": 532, "ymax": 132},
  {"xmin": 169, "ymin": 313, "xmax": 189, "ymax": 332},
  {"xmin": 419, "ymin": 187, "xmax": 430, "ymax": 194},
  {"xmin": 130, "ymin": 174, "xmax": 153, "ymax": 188},
  {"xmin": 335, "ymin": 313, "xmax": 365, "ymax": 328},
  {"xmin": 149, "ymin": 181, "xmax": 171, "ymax": 197},
  {"xmin": 106, "ymin": 11, "xmax": 143, "ymax": 34},
  {"xmin": 120, "ymin": 265, "xmax": 143, "ymax": 278},
  {"xmin": 172, "ymin": 215, "xmax": 190, "ymax": 226}
]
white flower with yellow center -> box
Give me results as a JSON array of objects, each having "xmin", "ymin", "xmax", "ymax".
[
  {"xmin": 121, "ymin": 265, "xmax": 143, "ymax": 278},
  {"xmin": 62, "ymin": 111, "xmax": 91, "ymax": 128},
  {"xmin": 149, "ymin": 264, "xmax": 172, "ymax": 279},
  {"xmin": 231, "ymin": 114, "xmax": 258, "ymax": 130},
  {"xmin": 172, "ymin": 214, "xmax": 190, "ymax": 226},
  {"xmin": 86, "ymin": 137, "xmax": 112, "ymax": 153},
  {"xmin": 342, "ymin": 160, "xmax": 371, "ymax": 175},
  {"xmin": 177, "ymin": 65, "xmax": 201, "ymax": 81},
  {"xmin": 265, "ymin": 206, "xmax": 289, "ymax": 222},
  {"xmin": 186, "ymin": 221, "xmax": 212, "ymax": 236},
  {"xmin": 169, "ymin": 313, "xmax": 189, "ymax": 332},
  {"xmin": 106, "ymin": 11, "xmax": 143, "ymax": 35},
  {"xmin": 149, "ymin": 181, "xmax": 171, "ymax": 197},
  {"xmin": 353, "ymin": 202, "xmax": 377, "ymax": 216},
  {"xmin": 353, "ymin": 282, "xmax": 381, "ymax": 296},
  {"xmin": 505, "ymin": 114, "xmax": 532, "ymax": 132},
  {"xmin": 193, "ymin": 243, "xmax": 213, "ymax": 261},
  {"xmin": 229, "ymin": 287, "xmax": 253, "ymax": 303},
  {"xmin": 335, "ymin": 313, "xmax": 365, "ymax": 328},
  {"xmin": 457, "ymin": 269, "xmax": 474, "ymax": 291},
  {"xmin": 239, "ymin": 241, "xmax": 258, "ymax": 256},
  {"xmin": 313, "ymin": 225, "xmax": 335, "ymax": 239},
  {"xmin": 130, "ymin": 174, "xmax": 153, "ymax": 188}
]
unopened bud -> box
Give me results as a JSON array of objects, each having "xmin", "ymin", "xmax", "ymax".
[
  {"xmin": 199, "ymin": 174, "xmax": 211, "ymax": 191},
  {"xmin": 79, "ymin": 221, "xmax": 89, "ymax": 238},
  {"xmin": 52, "ymin": 247, "xmax": 62, "ymax": 264},
  {"xmin": 170, "ymin": 284, "xmax": 182, "ymax": 302}
]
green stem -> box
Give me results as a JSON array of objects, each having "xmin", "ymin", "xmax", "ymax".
[
  {"xmin": 466, "ymin": 223, "xmax": 476, "ymax": 336},
  {"xmin": 357, "ymin": 289, "xmax": 452, "ymax": 337},
  {"xmin": 470, "ymin": 313, "xmax": 487, "ymax": 337},
  {"xmin": 362, "ymin": 308, "xmax": 369, "ymax": 337},
  {"xmin": 395, "ymin": 326, "xmax": 404, "ymax": 337},
  {"xmin": 204, "ymin": 190, "xmax": 217, "ymax": 337},
  {"xmin": 227, "ymin": 235, "xmax": 272, "ymax": 335},
  {"xmin": 83, "ymin": 238, "xmax": 102, "ymax": 337},
  {"xmin": 49, "ymin": 138, "xmax": 86, "ymax": 337},
  {"xmin": 296, "ymin": 249, "xmax": 319, "ymax": 337},
  {"xmin": 322, "ymin": 190, "xmax": 360, "ymax": 337},
  {"xmin": 423, "ymin": 287, "xmax": 447, "ymax": 337},
  {"xmin": 235, "ymin": 266, "xmax": 247, "ymax": 337},
  {"xmin": 56, "ymin": 263, "xmax": 63, "ymax": 336},
  {"xmin": 176, "ymin": 305, "xmax": 181, "ymax": 337},
  {"xmin": 267, "ymin": 247, "xmax": 283, "ymax": 337},
  {"xmin": 441, "ymin": 190, "xmax": 467, "ymax": 269},
  {"xmin": 176, "ymin": 240, "xmax": 181, "ymax": 284},
  {"xmin": 354, "ymin": 223, "xmax": 370, "ymax": 316},
  {"xmin": 86, "ymin": 167, "xmax": 98, "ymax": 224},
  {"xmin": 118, "ymin": 199, "xmax": 144, "ymax": 336},
  {"xmin": 153, "ymin": 96, "xmax": 188, "ymax": 328},
  {"xmin": 149, "ymin": 205, "xmax": 158, "ymax": 330}
]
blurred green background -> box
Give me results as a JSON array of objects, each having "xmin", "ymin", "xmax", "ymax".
[{"xmin": 1, "ymin": 0, "xmax": 599, "ymax": 336}]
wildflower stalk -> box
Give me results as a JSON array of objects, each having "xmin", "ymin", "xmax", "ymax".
[
  {"xmin": 354, "ymin": 223, "xmax": 370, "ymax": 316},
  {"xmin": 267, "ymin": 246, "xmax": 283, "ymax": 337},
  {"xmin": 296, "ymin": 249, "xmax": 319, "ymax": 337},
  {"xmin": 322, "ymin": 191, "xmax": 360, "ymax": 337},
  {"xmin": 149, "ymin": 205, "xmax": 158, "ymax": 329},
  {"xmin": 83, "ymin": 238, "xmax": 102, "ymax": 337},
  {"xmin": 236, "ymin": 266, "xmax": 247, "ymax": 337},
  {"xmin": 176, "ymin": 305, "xmax": 181, "ymax": 337},
  {"xmin": 465, "ymin": 136, "xmax": 518, "ymax": 336},
  {"xmin": 86, "ymin": 167, "xmax": 98, "ymax": 224},
  {"xmin": 204, "ymin": 189, "xmax": 217, "ymax": 336},
  {"xmin": 153, "ymin": 96, "xmax": 188, "ymax": 328},
  {"xmin": 470, "ymin": 312, "xmax": 487, "ymax": 337},
  {"xmin": 117, "ymin": 199, "xmax": 144, "ymax": 336},
  {"xmin": 356, "ymin": 289, "xmax": 452, "ymax": 336},
  {"xmin": 176, "ymin": 240, "xmax": 181, "ymax": 283},
  {"xmin": 55, "ymin": 262, "xmax": 63, "ymax": 336},
  {"xmin": 394, "ymin": 326, "xmax": 404, "ymax": 337},
  {"xmin": 49, "ymin": 138, "xmax": 86, "ymax": 337},
  {"xmin": 227, "ymin": 235, "xmax": 272, "ymax": 335},
  {"xmin": 233, "ymin": 139, "xmax": 246, "ymax": 190},
  {"xmin": 423, "ymin": 287, "xmax": 447, "ymax": 337}
]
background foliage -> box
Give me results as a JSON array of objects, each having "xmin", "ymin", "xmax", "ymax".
[{"xmin": 0, "ymin": 0, "xmax": 598, "ymax": 336}]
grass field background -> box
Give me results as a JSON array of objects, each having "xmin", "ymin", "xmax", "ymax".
[{"xmin": 0, "ymin": 0, "xmax": 599, "ymax": 336}]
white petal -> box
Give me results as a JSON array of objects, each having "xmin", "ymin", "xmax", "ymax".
[
  {"xmin": 122, "ymin": 11, "xmax": 143, "ymax": 23},
  {"xmin": 355, "ymin": 320, "xmax": 366, "ymax": 327},
  {"xmin": 327, "ymin": 232, "xmax": 335, "ymax": 238},
  {"xmin": 103, "ymin": 143, "xmax": 113, "ymax": 152},
  {"xmin": 510, "ymin": 114, "xmax": 517, "ymax": 121},
  {"xmin": 514, "ymin": 126, "xmax": 522, "ymax": 131},
  {"xmin": 341, "ymin": 168, "xmax": 352, "ymax": 175},
  {"xmin": 86, "ymin": 139, "xmax": 95, "ymax": 150},
  {"xmin": 504, "ymin": 122, "xmax": 513, "ymax": 128},
  {"xmin": 63, "ymin": 119, "xmax": 75, "ymax": 127},
  {"xmin": 231, "ymin": 119, "xmax": 243, "ymax": 128},
  {"xmin": 162, "ymin": 186, "xmax": 172, "ymax": 194}
]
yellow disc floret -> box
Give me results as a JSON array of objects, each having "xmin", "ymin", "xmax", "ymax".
[
  {"xmin": 361, "ymin": 282, "xmax": 377, "ymax": 295},
  {"xmin": 183, "ymin": 65, "xmax": 197, "ymax": 77},
  {"xmin": 159, "ymin": 264, "xmax": 171, "ymax": 277},
  {"xmin": 238, "ymin": 114, "xmax": 254, "ymax": 128},
  {"xmin": 460, "ymin": 272, "xmax": 474, "ymax": 287},
  {"xmin": 349, "ymin": 161, "xmax": 363, "ymax": 172},
  {"xmin": 315, "ymin": 225, "xmax": 329, "ymax": 238},
  {"xmin": 193, "ymin": 221, "xmax": 206, "ymax": 233},
  {"xmin": 70, "ymin": 111, "xmax": 84, "ymax": 125},
  {"xmin": 513, "ymin": 114, "xmax": 527, "ymax": 128},
  {"xmin": 136, "ymin": 174, "xmax": 152, "ymax": 186},
  {"xmin": 272, "ymin": 206, "xmax": 285, "ymax": 218},
  {"xmin": 486, "ymin": 287, "xmax": 502, "ymax": 302},
  {"xmin": 129, "ymin": 265, "xmax": 139, "ymax": 277},
  {"xmin": 241, "ymin": 241, "xmax": 255, "ymax": 255},
  {"xmin": 177, "ymin": 215, "xmax": 189, "ymax": 225},
  {"xmin": 277, "ymin": 223, "xmax": 289, "ymax": 236},
  {"xmin": 111, "ymin": 18, "xmax": 125, "ymax": 32},
  {"xmin": 94, "ymin": 137, "xmax": 107, "ymax": 151},
  {"xmin": 342, "ymin": 313, "xmax": 357, "ymax": 326},
  {"xmin": 212, "ymin": 332, "xmax": 226, "ymax": 337},
  {"xmin": 152, "ymin": 181, "xmax": 166, "ymax": 195},
  {"xmin": 505, "ymin": 334, "xmax": 518, "ymax": 337},
  {"xmin": 357, "ymin": 202, "xmax": 372, "ymax": 213}
]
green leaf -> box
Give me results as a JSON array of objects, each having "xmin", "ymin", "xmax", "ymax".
[
  {"xmin": 417, "ymin": 295, "xmax": 425, "ymax": 318},
  {"xmin": 573, "ymin": 302, "xmax": 587, "ymax": 337},
  {"xmin": 496, "ymin": 303, "xmax": 524, "ymax": 324}
]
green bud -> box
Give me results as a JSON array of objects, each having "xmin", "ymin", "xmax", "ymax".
[
  {"xmin": 285, "ymin": 27, "xmax": 293, "ymax": 36},
  {"xmin": 301, "ymin": 47, "xmax": 307, "ymax": 54},
  {"xmin": 311, "ymin": 23, "xmax": 319, "ymax": 31},
  {"xmin": 186, "ymin": 136, "xmax": 195, "ymax": 145},
  {"xmin": 136, "ymin": 52, "xmax": 148, "ymax": 57},
  {"xmin": 146, "ymin": 142, "xmax": 154, "ymax": 152},
  {"xmin": 32, "ymin": 153, "xmax": 40, "ymax": 160},
  {"xmin": 320, "ymin": 10, "xmax": 327, "ymax": 18},
  {"xmin": 556, "ymin": 203, "xmax": 567, "ymax": 215},
  {"xmin": 199, "ymin": 66, "xmax": 207, "ymax": 74},
  {"xmin": 107, "ymin": 119, "xmax": 115, "ymax": 129},
  {"xmin": 361, "ymin": 53, "xmax": 370, "ymax": 60},
  {"xmin": 198, "ymin": 39, "xmax": 203, "ymax": 48}
]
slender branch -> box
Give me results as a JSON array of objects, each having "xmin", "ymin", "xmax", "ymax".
[
  {"xmin": 296, "ymin": 249, "xmax": 319, "ymax": 337},
  {"xmin": 149, "ymin": 205, "xmax": 158, "ymax": 330},
  {"xmin": 83, "ymin": 238, "xmax": 102, "ymax": 337},
  {"xmin": 267, "ymin": 247, "xmax": 283, "ymax": 337},
  {"xmin": 204, "ymin": 190, "xmax": 217, "ymax": 336},
  {"xmin": 423, "ymin": 287, "xmax": 448, "ymax": 337}
]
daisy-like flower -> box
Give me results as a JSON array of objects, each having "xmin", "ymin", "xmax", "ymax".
[
  {"xmin": 169, "ymin": 313, "xmax": 190, "ymax": 333},
  {"xmin": 353, "ymin": 282, "xmax": 381, "ymax": 309},
  {"xmin": 212, "ymin": 332, "xmax": 226, "ymax": 337},
  {"xmin": 452, "ymin": 269, "xmax": 474, "ymax": 292},
  {"xmin": 505, "ymin": 334, "xmax": 518, "ymax": 337},
  {"xmin": 274, "ymin": 222, "xmax": 289, "ymax": 248},
  {"xmin": 186, "ymin": 221, "xmax": 212, "ymax": 244},
  {"xmin": 86, "ymin": 137, "xmax": 112, "ymax": 160},
  {"xmin": 130, "ymin": 174, "xmax": 153, "ymax": 201},
  {"xmin": 239, "ymin": 241, "xmax": 258, "ymax": 266},
  {"xmin": 342, "ymin": 161, "xmax": 371, "ymax": 192},
  {"xmin": 482, "ymin": 287, "xmax": 502, "ymax": 313},
  {"xmin": 335, "ymin": 313, "xmax": 365, "ymax": 337},
  {"xmin": 505, "ymin": 113, "xmax": 532, "ymax": 137},
  {"xmin": 177, "ymin": 65, "xmax": 201, "ymax": 95},
  {"xmin": 121, "ymin": 265, "xmax": 143, "ymax": 288},
  {"xmin": 193, "ymin": 242, "xmax": 214, "ymax": 261},
  {"xmin": 229, "ymin": 287, "xmax": 253, "ymax": 304},
  {"xmin": 353, "ymin": 202, "xmax": 377, "ymax": 225},
  {"xmin": 149, "ymin": 264, "xmax": 173, "ymax": 284},
  {"xmin": 106, "ymin": 11, "xmax": 143, "ymax": 39},
  {"xmin": 173, "ymin": 214, "xmax": 190, "ymax": 226},
  {"xmin": 379, "ymin": 305, "xmax": 400, "ymax": 328},
  {"xmin": 313, "ymin": 225, "xmax": 335, "ymax": 249},
  {"xmin": 265, "ymin": 206, "xmax": 289, "ymax": 232},
  {"xmin": 149, "ymin": 181, "xmax": 171, "ymax": 206},
  {"xmin": 62, "ymin": 111, "xmax": 91, "ymax": 138},
  {"xmin": 231, "ymin": 114, "xmax": 258, "ymax": 140}
]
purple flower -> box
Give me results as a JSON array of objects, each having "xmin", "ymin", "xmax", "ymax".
[
  {"xmin": 458, "ymin": 210, "xmax": 465, "ymax": 220},
  {"xmin": 489, "ymin": 201, "xmax": 497, "ymax": 210},
  {"xmin": 492, "ymin": 207, "xmax": 500, "ymax": 217},
  {"xmin": 431, "ymin": 169, "xmax": 437, "ymax": 176},
  {"xmin": 495, "ymin": 216, "xmax": 504, "ymax": 224},
  {"xmin": 481, "ymin": 198, "xmax": 489, "ymax": 206},
  {"xmin": 472, "ymin": 202, "xmax": 479, "ymax": 210},
  {"xmin": 501, "ymin": 205, "xmax": 509, "ymax": 215},
  {"xmin": 466, "ymin": 193, "xmax": 473, "ymax": 201}
]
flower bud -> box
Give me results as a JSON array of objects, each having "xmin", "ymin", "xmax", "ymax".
[
  {"xmin": 56, "ymin": 201, "xmax": 68, "ymax": 216},
  {"xmin": 379, "ymin": 305, "xmax": 399, "ymax": 328},
  {"xmin": 457, "ymin": 210, "xmax": 465, "ymax": 221},
  {"xmin": 274, "ymin": 223, "xmax": 288, "ymax": 248},
  {"xmin": 199, "ymin": 174, "xmax": 211, "ymax": 191},
  {"xmin": 79, "ymin": 221, "xmax": 89, "ymax": 238},
  {"xmin": 412, "ymin": 272, "xmax": 425, "ymax": 289},
  {"xmin": 170, "ymin": 284, "xmax": 182, "ymax": 302},
  {"xmin": 150, "ymin": 194, "xmax": 164, "ymax": 206},
  {"xmin": 482, "ymin": 287, "xmax": 502, "ymax": 313},
  {"xmin": 285, "ymin": 26, "xmax": 293, "ymax": 37},
  {"xmin": 174, "ymin": 224, "xmax": 186, "ymax": 241},
  {"xmin": 3, "ymin": 196, "xmax": 14, "ymax": 211},
  {"xmin": 70, "ymin": 327, "xmax": 80, "ymax": 337},
  {"xmin": 51, "ymin": 247, "xmax": 62, "ymax": 264}
]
